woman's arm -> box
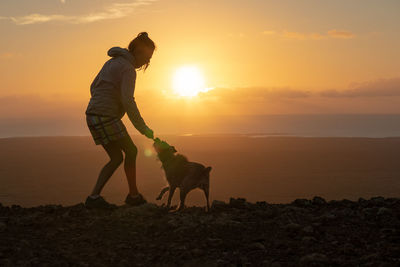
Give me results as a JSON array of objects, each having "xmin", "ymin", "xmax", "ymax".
[{"xmin": 120, "ymin": 68, "xmax": 152, "ymax": 136}]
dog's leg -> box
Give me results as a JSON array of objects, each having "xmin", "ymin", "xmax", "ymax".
[
  {"xmin": 167, "ymin": 186, "xmax": 176, "ymax": 209},
  {"xmin": 156, "ymin": 186, "xmax": 169, "ymax": 200},
  {"xmin": 178, "ymin": 188, "xmax": 187, "ymax": 211},
  {"xmin": 203, "ymin": 184, "xmax": 210, "ymax": 212}
]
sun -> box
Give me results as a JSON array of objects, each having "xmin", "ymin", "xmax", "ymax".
[{"xmin": 172, "ymin": 66, "xmax": 209, "ymax": 97}]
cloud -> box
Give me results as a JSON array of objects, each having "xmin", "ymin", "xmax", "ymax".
[
  {"xmin": 321, "ymin": 77, "xmax": 400, "ymax": 97},
  {"xmin": 196, "ymin": 77, "xmax": 400, "ymax": 103},
  {"xmin": 263, "ymin": 29, "xmax": 355, "ymax": 40},
  {"xmin": 201, "ymin": 87, "xmax": 311, "ymax": 102},
  {"xmin": 262, "ymin": 30, "xmax": 276, "ymax": 35},
  {"xmin": 327, "ymin": 29, "xmax": 355, "ymax": 39},
  {"xmin": 227, "ymin": 32, "xmax": 245, "ymax": 38},
  {"xmin": 0, "ymin": 52, "xmax": 22, "ymax": 59},
  {"xmin": 4, "ymin": 0, "xmax": 156, "ymax": 25}
]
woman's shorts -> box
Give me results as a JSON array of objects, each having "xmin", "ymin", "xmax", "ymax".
[{"xmin": 86, "ymin": 114, "xmax": 129, "ymax": 145}]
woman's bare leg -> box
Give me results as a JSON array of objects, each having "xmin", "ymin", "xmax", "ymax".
[
  {"xmin": 90, "ymin": 141, "xmax": 123, "ymax": 196},
  {"xmin": 115, "ymin": 135, "xmax": 139, "ymax": 196}
]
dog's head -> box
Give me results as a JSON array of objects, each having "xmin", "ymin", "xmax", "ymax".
[{"xmin": 153, "ymin": 138, "xmax": 177, "ymax": 157}]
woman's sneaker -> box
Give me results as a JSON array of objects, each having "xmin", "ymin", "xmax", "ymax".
[
  {"xmin": 125, "ymin": 193, "xmax": 147, "ymax": 206},
  {"xmin": 85, "ymin": 195, "xmax": 116, "ymax": 209}
]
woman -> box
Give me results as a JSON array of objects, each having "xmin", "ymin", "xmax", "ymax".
[{"xmin": 84, "ymin": 32, "xmax": 155, "ymax": 209}]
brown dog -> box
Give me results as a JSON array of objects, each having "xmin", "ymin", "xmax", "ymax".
[{"xmin": 153, "ymin": 138, "xmax": 211, "ymax": 211}]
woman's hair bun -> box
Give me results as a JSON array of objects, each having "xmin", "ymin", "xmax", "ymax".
[{"xmin": 138, "ymin": 32, "xmax": 149, "ymax": 38}]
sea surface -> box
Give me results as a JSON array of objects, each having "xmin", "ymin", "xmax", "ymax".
[{"xmin": 1, "ymin": 114, "xmax": 400, "ymax": 138}]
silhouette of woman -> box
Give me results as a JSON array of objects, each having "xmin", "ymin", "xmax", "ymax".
[{"xmin": 84, "ymin": 32, "xmax": 155, "ymax": 208}]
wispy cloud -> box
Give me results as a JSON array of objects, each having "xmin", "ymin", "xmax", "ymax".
[
  {"xmin": 197, "ymin": 77, "xmax": 400, "ymax": 103},
  {"xmin": 327, "ymin": 29, "xmax": 355, "ymax": 39},
  {"xmin": 0, "ymin": 52, "xmax": 22, "ymax": 59},
  {"xmin": 3, "ymin": 0, "xmax": 156, "ymax": 25},
  {"xmin": 321, "ymin": 77, "xmax": 400, "ymax": 97},
  {"xmin": 227, "ymin": 32, "xmax": 246, "ymax": 38},
  {"xmin": 262, "ymin": 29, "xmax": 356, "ymax": 40},
  {"xmin": 262, "ymin": 30, "xmax": 276, "ymax": 35}
]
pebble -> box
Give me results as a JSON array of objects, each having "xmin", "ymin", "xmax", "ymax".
[{"xmin": 299, "ymin": 253, "xmax": 329, "ymax": 266}]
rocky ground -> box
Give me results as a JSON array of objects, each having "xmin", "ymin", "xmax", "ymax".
[{"xmin": 0, "ymin": 196, "xmax": 399, "ymax": 267}]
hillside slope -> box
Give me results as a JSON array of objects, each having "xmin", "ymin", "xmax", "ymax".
[{"xmin": 0, "ymin": 196, "xmax": 399, "ymax": 266}]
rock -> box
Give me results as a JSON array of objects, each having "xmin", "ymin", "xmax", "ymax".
[
  {"xmin": 0, "ymin": 222, "xmax": 6, "ymax": 232},
  {"xmin": 190, "ymin": 248, "xmax": 204, "ymax": 256},
  {"xmin": 207, "ymin": 238, "xmax": 223, "ymax": 246},
  {"xmin": 370, "ymin": 196, "xmax": 385, "ymax": 206},
  {"xmin": 336, "ymin": 208, "xmax": 353, "ymax": 217},
  {"xmin": 256, "ymin": 201, "xmax": 268, "ymax": 207},
  {"xmin": 380, "ymin": 228, "xmax": 396, "ymax": 235},
  {"xmin": 248, "ymin": 242, "xmax": 266, "ymax": 251},
  {"xmin": 292, "ymin": 198, "xmax": 312, "ymax": 207},
  {"xmin": 302, "ymin": 225, "xmax": 314, "ymax": 234},
  {"xmin": 167, "ymin": 218, "xmax": 179, "ymax": 227},
  {"xmin": 316, "ymin": 212, "xmax": 336, "ymax": 222},
  {"xmin": 341, "ymin": 243, "xmax": 355, "ymax": 255},
  {"xmin": 284, "ymin": 223, "xmax": 301, "ymax": 232},
  {"xmin": 270, "ymin": 262, "xmax": 282, "ymax": 267},
  {"xmin": 302, "ymin": 236, "xmax": 317, "ymax": 244},
  {"xmin": 377, "ymin": 207, "xmax": 392, "ymax": 216},
  {"xmin": 360, "ymin": 253, "xmax": 379, "ymax": 262},
  {"xmin": 11, "ymin": 204, "xmax": 21, "ymax": 210},
  {"xmin": 299, "ymin": 253, "xmax": 329, "ymax": 266},
  {"xmin": 362, "ymin": 207, "xmax": 377, "ymax": 216},
  {"xmin": 312, "ymin": 196, "xmax": 326, "ymax": 205},
  {"xmin": 340, "ymin": 199, "xmax": 354, "ymax": 207},
  {"xmin": 211, "ymin": 200, "xmax": 227, "ymax": 210},
  {"xmin": 229, "ymin": 197, "xmax": 248, "ymax": 208}
]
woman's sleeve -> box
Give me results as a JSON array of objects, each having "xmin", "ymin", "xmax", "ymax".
[{"xmin": 120, "ymin": 68, "xmax": 148, "ymax": 134}]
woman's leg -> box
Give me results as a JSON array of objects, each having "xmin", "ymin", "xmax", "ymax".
[
  {"xmin": 115, "ymin": 135, "xmax": 139, "ymax": 196},
  {"xmin": 90, "ymin": 141, "xmax": 124, "ymax": 196}
]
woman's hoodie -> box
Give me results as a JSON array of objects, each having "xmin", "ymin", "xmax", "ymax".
[{"xmin": 85, "ymin": 47, "xmax": 148, "ymax": 135}]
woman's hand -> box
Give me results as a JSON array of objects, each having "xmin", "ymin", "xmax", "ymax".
[{"xmin": 144, "ymin": 127, "xmax": 154, "ymax": 139}]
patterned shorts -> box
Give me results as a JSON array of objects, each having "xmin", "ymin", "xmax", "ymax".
[{"xmin": 86, "ymin": 114, "xmax": 129, "ymax": 145}]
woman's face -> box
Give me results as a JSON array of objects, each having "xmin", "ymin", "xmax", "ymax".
[{"xmin": 133, "ymin": 45, "xmax": 154, "ymax": 69}]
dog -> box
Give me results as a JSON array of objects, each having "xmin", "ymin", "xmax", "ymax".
[{"xmin": 153, "ymin": 138, "xmax": 212, "ymax": 211}]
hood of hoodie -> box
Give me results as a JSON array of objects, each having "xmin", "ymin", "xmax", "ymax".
[{"xmin": 107, "ymin": 47, "xmax": 135, "ymax": 67}]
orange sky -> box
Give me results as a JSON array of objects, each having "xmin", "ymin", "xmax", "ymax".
[{"xmin": 1, "ymin": 0, "xmax": 400, "ymax": 135}]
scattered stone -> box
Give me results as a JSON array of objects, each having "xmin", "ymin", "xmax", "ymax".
[
  {"xmin": 302, "ymin": 225, "xmax": 314, "ymax": 234},
  {"xmin": 299, "ymin": 253, "xmax": 329, "ymax": 266},
  {"xmin": 0, "ymin": 221, "xmax": 6, "ymax": 232},
  {"xmin": 312, "ymin": 196, "xmax": 326, "ymax": 205},
  {"xmin": 301, "ymin": 236, "xmax": 317, "ymax": 244},
  {"xmin": 247, "ymin": 242, "xmax": 266, "ymax": 251},
  {"xmin": 377, "ymin": 207, "xmax": 392, "ymax": 216},
  {"xmin": 292, "ymin": 198, "xmax": 312, "ymax": 207},
  {"xmin": 190, "ymin": 248, "xmax": 204, "ymax": 256},
  {"xmin": 211, "ymin": 200, "xmax": 227, "ymax": 210},
  {"xmin": 284, "ymin": 223, "xmax": 301, "ymax": 232},
  {"xmin": 229, "ymin": 197, "xmax": 248, "ymax": 208},
  {"xmin": 370, "ymin": 196, "xmax": 385, "ymax": 206}
]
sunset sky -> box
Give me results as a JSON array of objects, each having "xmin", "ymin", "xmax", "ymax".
[{"xmin": 1, "ymin": 0, "xmax": 399, "ymax": 136}]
